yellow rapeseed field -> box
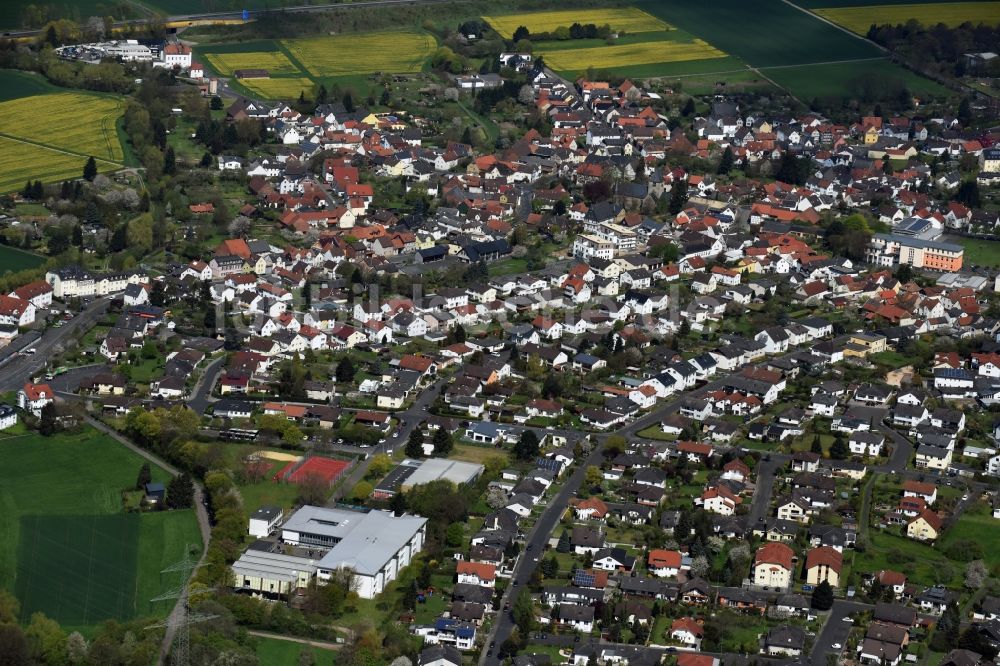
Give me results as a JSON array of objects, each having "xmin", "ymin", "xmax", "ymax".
[
  {"xmin": 241, "ymin": 77, "xmax": 315, "ymax": 100},
  {"xmin": 815, "ymin": 2, "xmax": 1000, "ymax": 34},
  {"xmin": 204, "ymin": 50, "xmax": 299, "ymax": 76},
  {"xmin": 0, "ymin": 92, "xmax": 124, "ymax": 163},
  {"xmin": 282, "ymin": 30, "xmax": 436, "ymax": 77},
  {"xmin": 539, "ymin": 39, "xmax": 726, "ymax": 71},
  {"xmin": 0, "ymin": 137, "xmax": 111, "ymax": 193},
  {"xmin": 485, "ymin": 7, "xmax": 671, "ymax": 39}
]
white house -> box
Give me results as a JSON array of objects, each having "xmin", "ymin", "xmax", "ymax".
[
  {"xmin": 17, "ymin": 382, "xmax": 54, "ymax": 417},
  {"xmin": 849, "ymin": 431, "xmax": 885, "ymax": 457},
  {"xmin": 0, "ymin": 404, "xmax": 18, "ymax": 430}
]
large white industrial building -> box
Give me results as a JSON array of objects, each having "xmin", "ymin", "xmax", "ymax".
[{"xmin": 232, "ymin": 506, "xmax": 427, "ymax": 599}]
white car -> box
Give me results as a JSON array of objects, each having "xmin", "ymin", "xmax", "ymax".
[
  {"xmin": 831, "ymin": 643, "xmax": 842, "ymax": 650},
  {"xmin": 961, "ymin": 494, "xmax": 969, "ymax": 501},
  {"xmin": 843, "ymin": 616, "xmax": 853, "ymax": 622}
]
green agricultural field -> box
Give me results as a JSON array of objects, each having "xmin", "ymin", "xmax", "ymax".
[
  {"xmin": 0, "ymin": 137, "xmax": 117, "ymax": 195},
  {"xmin": 0, "ymin": 245, "xmax": 46, "ymax": 274},
  {"xmin": 637, "ymin": 0, "xmax": 884, "ymax": 67},
  {"xmin": 814, "ymin": 2, "xmax": 1000, "ymax": 33},
  {"xmin": 484, "ymin": 7, "xmax": 671, "ymax": 39},
  {"xmin": 0, "ymin": 428, "xmax": 202, "ymax": 629},
  {"xmin": 141, "ymin": 0, "xmax": 275, "ymax": 15},
  {"xmin": 0, "ymin": 91, "xmax": 124, "ymax": 192},
  {"xmin": 539, "ymin": 38, "xmax": 727, "ymax": 73},
  {"xmin": 17, "ymin": 514, "xmax": 140, "ymax": 625},
  {"xmin": 0, "ymin": 0, "xmax": 128, "ymax": 30},
  {"xmin": 204, "ymin": 50, "xmax": 300, "ymax": 77},
  {"xmin": 241, "ymin": 77, "xmax": 316, "ymax": 100},
  {"xmin": 0, "ymin": 70, "xmax": 59, "ymax": 102},
  {"xmin": 282, "ymin": 30, "xmax": 436, "ymax": 78},
  {"xmin": 795, "ymin": 0, "xmax": 996, "ymax": 7},
  {"xmin": 764, "ymin": 58, "xmax": 950, "ymax": 99},
  {"xmin": 0, "ymin": 93, "xmax": 124, "ymax": 162}
]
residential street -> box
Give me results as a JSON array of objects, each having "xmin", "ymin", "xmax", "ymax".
[{"xmin": 0, "ymin": 297, "xmax": 109, "ymax": 392}]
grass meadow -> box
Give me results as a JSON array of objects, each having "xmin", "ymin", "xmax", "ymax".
[
  {"xmin": 0, "ymin": 428, "xmax": 202, "ymax": 630},
  {"xmin": 254, "ymin": 635, "xmax": 337, "ymax": 665}
]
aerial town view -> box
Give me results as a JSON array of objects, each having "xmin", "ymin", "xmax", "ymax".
[{"xmin": 1, "ymin": 0, "xmax": 1000, "ymax": 665}]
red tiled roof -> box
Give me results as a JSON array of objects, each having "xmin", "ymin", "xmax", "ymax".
[{"xmin": 755, "ymin": 542, "xmax": 794, "ymax": 570}]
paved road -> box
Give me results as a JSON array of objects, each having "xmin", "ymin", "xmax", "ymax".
[
  {"xmin": 0, "ymin": 297, "xmax": 110, "ymax": 392},
  {"xmin": 748, "ymin": 455, "xmax": 782, "ymax": 526},
  {"xmin": 187, "ymin": 355, "xmax": 226, "ymax": 413},
  {"xmin": 810, "ymin": 599, "xmax": 873, "ymax": 664},
  {"xmin": 328, "ymin": 375, "xmax": 446, "ymax": 504}
]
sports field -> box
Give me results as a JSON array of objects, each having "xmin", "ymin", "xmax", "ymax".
[
  {"xmin": 484, "ymin": 7, "xmax": 671, "ymax": 39},
  {"xmin": 282, "ymin": 30, "xmax": 436, "ymax": 77},
  {"xmin": 241, "ymin": 77, "xmax": 316, "ymax": 100},
  {"xmin": 814, "ymin": 2, "xmax": 1000, "ymax": 33},
  {"xmin": 204, "ymin": 50, "xmax": 299, "ymax": 76},
  {"xmin": 539, "ymin": 38, "xmax": 726, "ymax": 72},
  {"xmin": 0, "ymin": 244, "xmax": 46, "ymax": 274},
  {"xmin": 0, "ymin": 429, "xmax": 202, "ymax": 628}
]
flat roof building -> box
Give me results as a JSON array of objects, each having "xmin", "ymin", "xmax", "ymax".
[
  {"xmin": 401, "ymin": 458, "xmax": 485, "ymax": 491},
  {"xmin": 275, "ymin": 506, "xmax": 428, "ymax": 598}
]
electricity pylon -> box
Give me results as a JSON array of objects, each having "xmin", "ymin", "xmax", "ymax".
[{"xmin": 146, "ymin": 549, "xmax": 215, "ymax": 666}]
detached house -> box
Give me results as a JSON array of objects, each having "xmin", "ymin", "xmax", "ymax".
[
  {"xmin": 18, "ymin": 382, "xmax": 54, "ymax": 417},
  {"xmin": 753, "ymin": 542, "xmax": 794, "ymax": 590}
]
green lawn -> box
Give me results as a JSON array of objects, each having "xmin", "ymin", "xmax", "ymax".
[
  {"xmin": 253, "ymin": 635, "xmax": 337, "ymax": 666},
  {"xmin": 952, "ymin": 236, "xmax": 1000, "ymax": 269},
  {"xmin": 939, "ymin": 502, "xmax": 1000, "ymax": 569},
  {"xmin": 0, "ymin": 245, "xmax": 46, "ymax": 274},
  {"xmin": 0, "ymin": 428, "xmax": 202, "ymax": 629},
  {"xmin": 854, "ymin": 530, "xmax": 962, "ymax": 588},
  {"xmin": 237, "ymin": 478, "xmax": 303, "ymax": 515},
  {"xmin": 489, "ymin": 257, "xmax": 529, "ymax": 276}
]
